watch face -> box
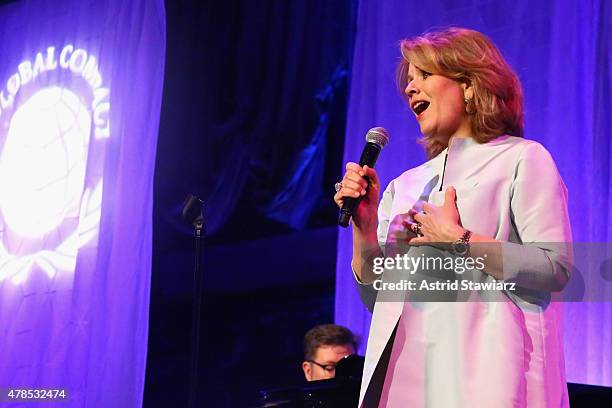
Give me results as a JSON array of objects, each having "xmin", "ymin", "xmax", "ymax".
[{"xmin": 454, "ymin": 242, "xmax": 468, "ymax": 255}]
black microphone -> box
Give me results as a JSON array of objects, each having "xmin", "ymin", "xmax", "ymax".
[{"xmin": 339, "ymin": 127, "xmax": 389, "ymax": 227}]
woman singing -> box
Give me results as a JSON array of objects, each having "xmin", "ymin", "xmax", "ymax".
[{"xmin": 334, "ymin": 28, "xmax": 572, "ymax": 407}]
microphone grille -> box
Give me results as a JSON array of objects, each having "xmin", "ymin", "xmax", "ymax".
[{"xmin": 366, "ymin": 127, "xmax": 389, "ymax": 148}]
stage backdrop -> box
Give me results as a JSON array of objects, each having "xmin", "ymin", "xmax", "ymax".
[
  {"xmin": 0, "ymin": 0, "xmax": 165, "ymax": 406},
  {"xmin": 336, "ymin": 0, "xmax": 612, "ymax": 387}
]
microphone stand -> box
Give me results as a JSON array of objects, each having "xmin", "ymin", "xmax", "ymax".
[{"xmin": 182, "ymin": 195, "xmax": 205, "ymax": 408}]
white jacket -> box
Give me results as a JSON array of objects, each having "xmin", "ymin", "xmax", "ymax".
[{"xmin": 355, "ymin": 136, "xmax": 573, "ymax": 407}]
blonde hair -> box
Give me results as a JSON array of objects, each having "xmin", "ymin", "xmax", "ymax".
[{"xmin": 397, "ymin": 27, "xmax": 524, "ymax": 158}]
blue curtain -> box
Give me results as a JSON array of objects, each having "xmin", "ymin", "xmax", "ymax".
[
  {"xmin": 336, "ymin": 0, "xmax": 612, "ymax": 386},
  {"xmin": 0, "ymin": 0, "xmax": 165, "ymax": 406},
  {"xmin": 154, "ymin": 1, "xmax": 355, "ymax": 240},
  {"xmin": 263, "ymin": 66, "xmax": 349, "ymax": 229}
]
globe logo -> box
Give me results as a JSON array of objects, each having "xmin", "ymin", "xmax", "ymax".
[
  {"xmin": 0, "ymin": 46, "xmax": 108, "ymax": 284},
  {"xmin": 0, "ymin": 86, "xmax": 91, "ymax": 239}
]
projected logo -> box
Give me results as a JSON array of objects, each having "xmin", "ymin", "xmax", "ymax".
[{"xmin": 0, "ymin": 45, "xmax": 110, "ymax": 284}]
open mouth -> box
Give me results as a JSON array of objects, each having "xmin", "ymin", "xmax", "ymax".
[{"xmin": 413, "ymin": 101, "xmax": 430, "ymax": 116}]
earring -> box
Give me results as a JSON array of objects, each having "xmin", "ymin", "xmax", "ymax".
[{"xmin": 464, "ymin": 97, "xmax": 475, "ymax": 114}]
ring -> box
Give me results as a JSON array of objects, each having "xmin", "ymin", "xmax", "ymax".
[
  {"xmin": 334, "ymin": 182, "xmax": 343, "ymax": 192},
  {"xmin": 412, "ymin": 222, "xmax": 422, "ymax": 236}
]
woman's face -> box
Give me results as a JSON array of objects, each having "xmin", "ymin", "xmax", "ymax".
[{"xmin": 405, "ymin": 63, "xmax": 472, "ymax": 144}]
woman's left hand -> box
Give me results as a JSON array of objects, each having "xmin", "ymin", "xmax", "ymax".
[{"xmin": 405, "ymin": 186, "xmax": 465, "ymax": 245}]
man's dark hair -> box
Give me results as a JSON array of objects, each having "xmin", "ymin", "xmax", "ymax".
[{"xmin": 303, "ymin": 324, "xmax": 358, "ymax": 361}]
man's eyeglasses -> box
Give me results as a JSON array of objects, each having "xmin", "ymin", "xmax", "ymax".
[{"xmin": 306, "ymin": 360, "xmax": 337, "ymax": 372}]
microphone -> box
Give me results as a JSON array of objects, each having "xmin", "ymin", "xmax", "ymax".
[{"xmin": 338, "ymin": 127, "xmax": 389, "ymax": 227}]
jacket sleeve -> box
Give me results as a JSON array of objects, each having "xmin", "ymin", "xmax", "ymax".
[
  {"xmin": 501, "ymin": 142, "xmax": 573, "ymax": 292},
  {"xmin": 353, "ymin": 180, "xmax": 395, "ymax": 313}
]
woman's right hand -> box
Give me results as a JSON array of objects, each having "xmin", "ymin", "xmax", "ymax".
[{"xmin": 333, "ymin": 162, "xmax": 381, "ymax": 232}]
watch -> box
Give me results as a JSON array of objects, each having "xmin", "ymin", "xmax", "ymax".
[{"xmin": 451, "ymin": 229, "xmax": 472, "ymax": 256}]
